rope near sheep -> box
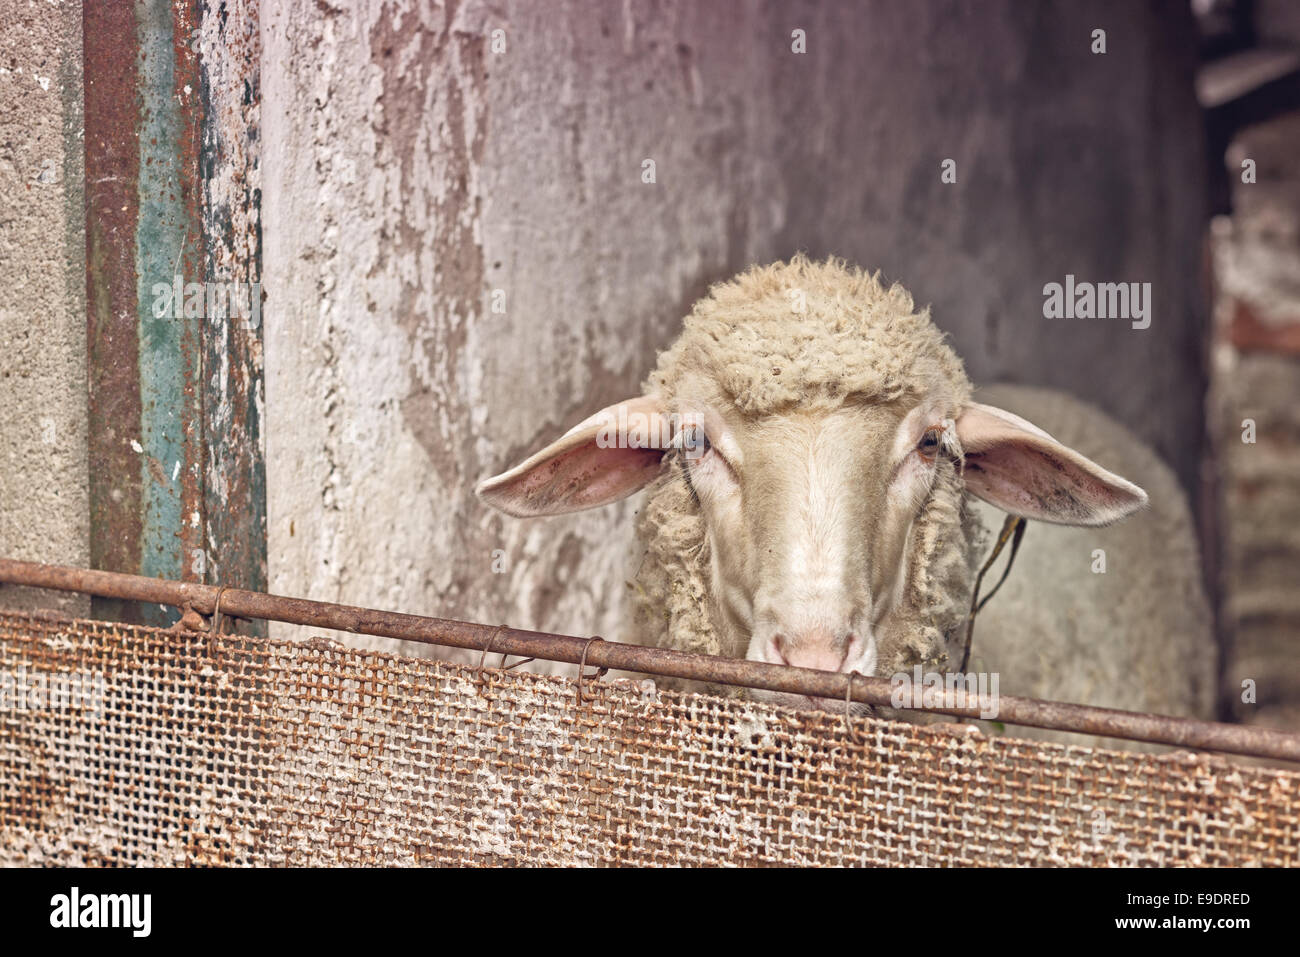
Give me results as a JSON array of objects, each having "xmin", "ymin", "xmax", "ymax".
[{"xmin": 959, "ymin": 514, "xmax": 1027, "ymax": 673}]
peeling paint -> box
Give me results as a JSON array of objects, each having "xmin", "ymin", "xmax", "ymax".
[{"xmin": 198, "ymin": 0, "xmax": 266, "ymax": 623}]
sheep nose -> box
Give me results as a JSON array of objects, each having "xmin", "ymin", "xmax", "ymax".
[{"xmin": 769, "ymin": 633, "xmax": 852, "ymax": 673}]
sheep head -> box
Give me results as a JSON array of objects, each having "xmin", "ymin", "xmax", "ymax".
[{"xmin": 477, "ymin": 257, "xmax": 1147, "ymax": 706}]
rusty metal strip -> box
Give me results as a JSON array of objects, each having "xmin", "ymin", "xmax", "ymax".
[
  {"xmin": 83, "ymin": 1, "xmax": 264, "ymax": 629},
  {"xmin": 2, "ymin": 557, "xmax": 1299, "ymax": 764},
  {"xmin": 84, "ymin": 0, "xmax": 146, "ymax": 620}
]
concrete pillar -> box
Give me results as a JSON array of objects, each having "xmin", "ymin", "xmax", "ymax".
[{"xmin": 0, "ymin": 0, "xmax": 87, "ymax": 616}]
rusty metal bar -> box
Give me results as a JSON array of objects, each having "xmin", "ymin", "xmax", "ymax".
[{"xmin": 2, "ymin": 557, "xmax": 1299, "ymax": 763}]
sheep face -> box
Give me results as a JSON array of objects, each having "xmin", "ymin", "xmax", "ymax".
[
  {"xmin": 476, "ymin": 258, "xmax": 1149, "ymax": 707},
  {"xmin": 657, "ymin": 370, "xmax": 970, "ymax": 693}
]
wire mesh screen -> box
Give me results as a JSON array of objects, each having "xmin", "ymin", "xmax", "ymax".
[{"xmin": 1, "ymin": 609, "xmax": 1297, "ymax": 866}]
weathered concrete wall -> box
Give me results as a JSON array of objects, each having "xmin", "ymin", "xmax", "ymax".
[
  {"xmin": 0, "ymin": 0, "xmax": 87, "ymax": 615},
  {"xmin": 261, "ymin": 0, "xmax": 1208, "ymax": 659}
]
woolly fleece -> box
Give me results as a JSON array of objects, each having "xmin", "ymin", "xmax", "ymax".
[{"xmin": 622, "ymin": 257, "xmax": 1214, "ymax": 748}]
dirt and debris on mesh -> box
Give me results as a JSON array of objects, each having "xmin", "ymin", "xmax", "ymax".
[{"xmin": 1, "ymin": 609, "xmax": 1296, "ymax": 866}]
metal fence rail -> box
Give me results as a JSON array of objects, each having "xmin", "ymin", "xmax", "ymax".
[
  {"xmin": 2, "ymin": 557, "xmax": 1298, "ymax": 762},
  {"xmin": 5, "ymin": 607, "xmax": 1295, "ymax": 866}
]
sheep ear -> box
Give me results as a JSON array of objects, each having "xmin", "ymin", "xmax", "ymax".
[
  {"xmin": 476, "ymin": 396, "xmax": 672, "ymax": 517},
  {"xmin": 954, "ymin": 402, "xmax": 1148, "ymax": 526}
]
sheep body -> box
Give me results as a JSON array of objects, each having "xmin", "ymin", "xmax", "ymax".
[
  {"xmin": 622, "ymin": 259, "xmax": 1214, "ymax": 744},
  {"xmin": 484, "ymin": 257, "xmax": 1215, "ymax": 748}
]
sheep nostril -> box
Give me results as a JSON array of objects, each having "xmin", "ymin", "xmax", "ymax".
[
  {"xmin": 770, "ymin": 634, "xmax": 790, "ymax": 666},
  {"xmin": 844, "ymin": 632, "xmax": 878, "ymax": 676},
  {"xmin": 843, "ymin": 635, "xmax": 861, "ymax": 666}
]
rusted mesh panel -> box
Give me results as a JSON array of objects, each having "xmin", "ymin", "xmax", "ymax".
[{"xmin": 0, "ymin": 609, "xmax": 1297, "ymax": 866}]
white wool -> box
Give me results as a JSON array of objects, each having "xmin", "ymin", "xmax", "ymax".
[{"xmin": 618, "ymin": 258, "xmax": 1214, "ymax": 747}]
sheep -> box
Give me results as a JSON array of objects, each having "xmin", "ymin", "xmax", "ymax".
[{"xmin": 477, "ymin": 256, "xmax": 1215, "ymax": 747}]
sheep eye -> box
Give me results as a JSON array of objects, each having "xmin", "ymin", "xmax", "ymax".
[
  {"xmin": 680, "ymin": 423, "xmax": 711, "ymax": 461},
  {"xmin": 917, "ymin": 426, "xmax": 944, "ymax": 458}
]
